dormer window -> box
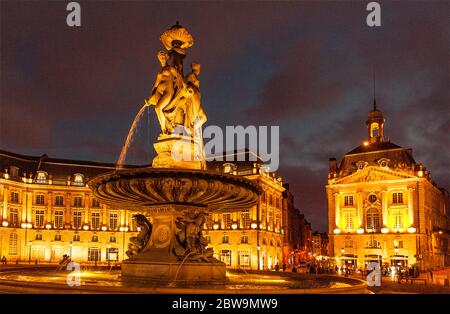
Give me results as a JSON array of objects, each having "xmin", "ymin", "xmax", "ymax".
[
  {"xmin": 36, "ymin": 171, "xmax": 47, "ymax": 184},
  {"xmin": 73, "ymin": 173, "xmax": 84, "ymax": 186},
  {"xmin": 9, "ymin": 166, "xmax": 19, "ymax": 177},
  {"xmin": 378, "ymin": 158, "xmax": 390, "ymax": 169}
]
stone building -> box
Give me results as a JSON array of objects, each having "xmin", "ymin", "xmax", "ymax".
[
  {"xmin": 326, "ymin": 102, "xmax": 450, "ymax": 270},
  {"xmin": 0, "ymin": 149, "xmax": 289, "ymax": 269},
  {"xmin": 312, "ymin": 232, "xmax": 329, "ymax": 257},
  {"xmin": 0, "ymin": 150, "xmax": 138, "ymax": 264},
  {"xmin": 282, "ymin": 184, "xmax": 313, "ymax": 265},
  {"xmin": 206, "ymin": 151, "xmax": 285, "ymax": 270}
]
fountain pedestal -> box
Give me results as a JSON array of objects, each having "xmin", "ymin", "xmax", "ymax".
[
  {"xmin": 121, "ymin": 206, "xmax": 226, "ymax": 282},
  {"xmin": 152, "ymin": 134, "xmax": 205, "ymax": 170}
]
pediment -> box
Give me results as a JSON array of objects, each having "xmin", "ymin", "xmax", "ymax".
[{"xmin": 335, "ymin": 166, "xmax": 415, "ymax": 184}]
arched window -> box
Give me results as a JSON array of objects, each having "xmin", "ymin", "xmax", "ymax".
[{"xmin": 366, "ymin": 208, "xmax": 380, "ymax": 230}]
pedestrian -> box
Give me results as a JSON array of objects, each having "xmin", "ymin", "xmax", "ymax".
[
  {"xmin": 292, "ymin": 266, "xmax": 297, "ymax": 273},
  {"xmin": 282, "ymin": 263, "xmax": 286, "ymax": 272},
  {"xmin": 429, "ymin": 269, "xmax": 434, "ymax": 283},
  {"xmin": 1, "ymin": 256, "xmax": 7, "ymax": 265},
  {"xmin": 275, "ymin": 264, "xmax": 279, "ymax": 272}
]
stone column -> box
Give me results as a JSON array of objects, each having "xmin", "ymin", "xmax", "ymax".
[
  {"xmin": 27, "ymin": 191, "xmax": 32, "ymax": 224},
  {"xmin": 84, "ymin": 193, "xmax": 90, "ymax": 224},
  {"xmin": 408, "ymin": 188, "xmax": 414, "ymax": 226},
  {"xmin": 381, "ymin": 190, "xmax": 387, "ymax": 226},
  {"xmin": 21, "ymin": 191, "xmax": 27, "ymax": 223},
  {"xmin": 2, "ymin": 186, "xmax": 8, "ymax": 221},
  {"xmin": 47, "ymin": 192, "xmax": 53, "ymax": 224},
  {"xmin": 357, "ymin": 191, "xmax": 363, "ymax": 227},
  {"xmin": 65, "ymin": 192, "xmax": 71, "ymax": 226},
  {"xmin": 334, "ymin": 193, "xmax": 340, "ymax": 227}
]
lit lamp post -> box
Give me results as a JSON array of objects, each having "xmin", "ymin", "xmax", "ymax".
[
  {"xmin": 70, "ymin": 241, "xmax": 73, "ymax": 257},
  {"xmin": 340, "ymin": 248, "xmax": 345, "ymax": 275},
  {"xmin": 107, "ymin": 244, "xmax": 111, "ymax": 267},
  {"xmin": 28, "ymin": 241, "xmax": 32, "ymax": 264},
  {"xmin": 257, "ymin": 245, "xmax": 261, "ymax": 271}
]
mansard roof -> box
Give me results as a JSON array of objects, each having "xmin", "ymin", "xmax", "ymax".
[
  {"xmin": 0, "ymin": 149, "xmax": 123, "ymax": 183},
  {"xmin": 338, "ymin": 141, "xmax": 416, "ymax": 176}
]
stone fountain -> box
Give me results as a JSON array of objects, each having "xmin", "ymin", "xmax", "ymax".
[{"xmin": 88, "ymin": 22, "xmax": 260, "ymax": 282}]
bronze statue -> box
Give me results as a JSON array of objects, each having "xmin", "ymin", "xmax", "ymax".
[
  {"xmin": 147, "ymin": 23, "xmax": 207, "ymax": 137},
  {"xmin": 173, "ymin": 212, "xmax": 216, "ymax": 262},
  {"xmin": 126, "ymin": 214, "xmax": 152, "ymax": 258}
]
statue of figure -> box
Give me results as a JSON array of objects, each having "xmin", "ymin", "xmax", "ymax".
[
  {"xmin": 184, "ymin": 62, "xmax": 207, "ymax": 135},
  {"xmin": 173, "ymin": 212, "xmax": 216, "ymax": 262},
  {"xmin": 126, "ymin": 214, "xmax": 152, "ymax": 258},
  {"xmin": 147, "ymin": 51, "xmax": 184, "ymax": 135}
]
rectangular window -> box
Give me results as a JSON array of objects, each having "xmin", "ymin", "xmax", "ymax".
[
  {"xmin": 241, "ymin": 234, "xmax": 248, "ymax": 244},
  {"xmin": 220, "ymin": 250, "xmax": 232, "ymax": 266},
  {"xmin": 73, "ymin": 211, "xmax": 82, "ymax": 229},
  {"xmin": 106, "ymin": 248, "xmax": 119, "ymax": 261},
  {"xmin": 10, "ymin": 191, "xmax": 19, "ymax": 203},
  {"xmin": 54, "ymin": 234, "xmax": 62, "ymax": 241},
  {"xmin": 74, "ymin": 196, "xmax": 82, "ymax": 207},
  {"xmin": 35, "ymin": 194, "xmax": 45, "ymax": 205},
  {"xmin": 9, "ymin": 208, "xmax": 19, "ymax": 227},
  {"xmin": 54, "ymin": 210, "xmax": 64, "ymax": 229},
  {"xmin": 92, "ymin": 198, "xmax": 100, "ymax": 208},
  {"xmin": 344, "ymin": 212, "xmax": 354, "ymax": 231},
  {"xmin": 344, "ymin": 195, "xmax": 354, "ymax": 206},
  {"xmin": 222, "ymin": 234, "xmax": 229, "ymax": 244},
  {"xmin": 109, "ymin": 212, "xmax": 118, "ymax": 230},
  {"xmin": 241, "ymin": 210, "xmax": 251, "ymax": 229},
  {"xmin": 87, "ymin": 248, "xmax": 101, "ymax": 262},
  {"xmin": 393, "ymin": 211, "xmax": 403, "ymax": 230},
  {"xmin": 223, "ymin": 213, "xmax": 231, "ymax": 229},
  {"xmin": 35, "ymin": 210, "xmax": 45, "ymax": 228},
  {"xmin": 393, "ymin": 192, "xmax": 403, "ymax": 204},
  {"xmin": 55, "ymin": 196, "xmax": 64, "ymax": 206},
  {"xmin": 91, "ymin": 212, "xmax": 100, "ymax": 229},
  {"xmin": 239, "ymin": 251, "xmax": 250, "ymax": 267},
  {"xmin": 9, "ymin": 233, "xmax": 18, "ymax": 255}
]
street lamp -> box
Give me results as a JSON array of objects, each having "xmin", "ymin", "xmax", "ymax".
[
  {"xmin": 107, "ymin": 244, "xmax": 111, "ymax": 267},
  {"xmin": 257, "ymin": 245, "xmax": 261, "ymax": 271},
  {"xmin": 28, "ymin": 241, "xmax": 32, "ymax": 264},
  {"xmin": 70, "ymin": 241, "xmax": 73, "ymax": 257}
]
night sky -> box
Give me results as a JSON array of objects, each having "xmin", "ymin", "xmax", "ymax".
[{"xmin": 1, "ymin": 1, "xmax": 448, "ymax": 232}]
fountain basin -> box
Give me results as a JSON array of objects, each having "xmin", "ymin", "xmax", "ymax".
[
  {"xmin": 88, "ymin": 167, "xmax": 261, "ymax": 282},
  {"xmin": 88, "ymin": 167, "xmax": 261, "ymax": 212}
]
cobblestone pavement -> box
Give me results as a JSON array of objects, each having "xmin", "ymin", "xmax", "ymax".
[{"xmin": 350, "ymin": 268, "xmax": 450, "ymax": 294}]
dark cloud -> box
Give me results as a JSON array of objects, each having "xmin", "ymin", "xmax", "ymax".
[{"xmin": 1, "ymin": 1, "xmax": 448, "ymax": 232}]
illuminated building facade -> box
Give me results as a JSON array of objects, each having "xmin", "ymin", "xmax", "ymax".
[
  {"xmin": 0, "ymin": 150, "xmax": 290, "ymax": 269},
  {"xmin": 312, "ymin": 232, "xmax": 329, "ymax": 257},
  {"xmin": 0, "ymin": 150, "xmax": 138, "ymax": 264},
  {"xmin": 327, "ymin": 103, "xmax": 450, "ymax": 270},
  {"xmin": 282, "ymin": 184, "xmax": 313, "ymax": 265},
  {"xmin": 206, "ymin": 152, "xmax": 285, "ymax": 270}
]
